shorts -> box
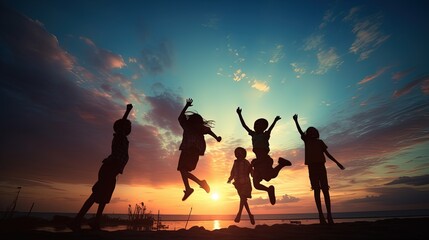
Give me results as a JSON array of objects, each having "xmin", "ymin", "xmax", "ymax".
[
  {"xmin": 308, "ymin": 164, "xmax": 329, "ymax": 190},
  {"xmin": 92, "ymin": 163, "xmax": 118, "ymax": 204},
  {"xmin": 251, "ymin": 156, "xmax": 274, "ymax": 181},
  {"xmin": 233, "ymin": 181, "xmax": 252, "ymax": 199},
  {"xmin": 177, "ymin": 149, "xmax": 200, "ymax": 172}
]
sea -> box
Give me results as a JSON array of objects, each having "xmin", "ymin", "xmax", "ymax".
[{"xmin": 10, "ymin": 209, "xmax": 429, "ymax": 232}]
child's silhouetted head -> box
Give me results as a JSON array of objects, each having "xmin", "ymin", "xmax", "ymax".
[
  {"xmin": 234, "ymin": 147, "xmax": 247, "ymax": 159},
  {"xmin": 305, "ymin": 127, "xmax": 319, "ymax": 139},
  {"xmin": 114, "ymin": 119, "xmax": 132, "ymax": 135},
  {"xmin": 254, "ymin": 118, "xmax": 268, "ymax": 133},
  {"xmin": 187, "ymin": 111, "xmax": 214, "ymax": 128}
]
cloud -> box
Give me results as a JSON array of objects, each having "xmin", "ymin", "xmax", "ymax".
[
  {"xmin": 233, "ymin": 69, "xmax": 246, "ymax": 82},
  {"xmin": 393, "ymin": 75, "xmax": 429, "ymax": 98},
  {"xmin": 202, "ymin": 15, "xmax": 220, "ymax": 29},
  {"xmin": 139, "ymin": 42, "xmax": 173, "ymax": 75},
  {"xmin": 358, "ymin": 66, "xmax": 390, "ymax": 84},
  {"xmin": 314, "ymin": 48, "xmax": 342, "ymax": 74},
  {"xmin": 277, "ymin": 194, "xmax": 300, "ymax": 204},
  {"xmin": 385, "ymin": 175, "xmax": 429, "ymax": 186},
  {"xmin": 392, "ymin": 68, "xmax": 415, "ymax": 81},
  {"xmin": 319, "ymin": 9, "xmax": 336, "ymax": 29},
  {"xmin": 303, "ymin": 34, "xmax": 324, "ymax": 51},
  {"xmin": 269, "ymin": 44, "xmax": 285, "ymax": 63},
  {"xmin": 349, "ymin": 14, "xmax": 390, "ymax": 61},
  {"xmin": 80, "ymin": 36, "xmax": 126, "ymax": 70},
  {"xmin": 143, "ymin": 83, "xmax": 183, "ymax": 135},
  {"xmin": 251, "ymin": 80, "xmax": 270, "ymax": 92},
  {"xmin": 290, "ymin": 63, "xmax": 306, "ymax": 78},
  {"xmin": 340, "ymin": 187, "xmax": 429, "ymax": 211}
]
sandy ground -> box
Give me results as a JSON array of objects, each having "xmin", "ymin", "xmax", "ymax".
[{"xmin": 1, "ymin": 217, "xmax": 428, "ymax": 240}]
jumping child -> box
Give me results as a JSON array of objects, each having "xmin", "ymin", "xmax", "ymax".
[
  {"xmin": 70, "ymin": 104, "xmax": 133, "ymax": 231},
  {"xmin": 227, "ymin": 147, "xmax": 255, "ymax": 225},
  {"xmin": 293, "ymin": 114, "xmax": 345, "ymax": 224},
  {"xmin": 236, "ymin": 107, "xmax": 291, "ymax": 205},
  {"xmin": 178, "ymin": 98, "xmax": 222, "ymax": 201}
]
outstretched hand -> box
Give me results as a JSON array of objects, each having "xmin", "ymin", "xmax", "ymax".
[
  {"xmin": 337, "ymin": 162, "xmax": 345, "ymax": 170},
  {"xmin": 293, "ymin": 114, "xmax": 298, "ymax": 121},
  {"xmin": 186, "ymin": 98, "xmax": 193, "ymax": 107},
  {"xmin": 275, "ymin": 116, "xmax": 281, "ymax": 121},
  {"xmin": 236, "ymin": 107, "xmax": 242, "ymax": 114},
  {"xmin": 216, "ymin": 136, "xmax": 222, "ymax": 142}
]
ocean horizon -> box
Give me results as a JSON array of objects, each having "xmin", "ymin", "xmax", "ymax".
[{"xmin": 5, "ymin": 209, "xmax": 429, "ymax": 232}]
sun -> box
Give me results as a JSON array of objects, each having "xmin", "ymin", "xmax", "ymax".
[{"xmin": 211, "ymin": 192, "xmax": 220, "ymax": 201}]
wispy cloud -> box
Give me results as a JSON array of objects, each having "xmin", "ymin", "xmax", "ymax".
[
  {"xmin": 80, "ymin": 36, "xmax": 126, "ymax": 70},
  {"xmin": 392, "ymin": 67, "xmax": 415, "ymax": 81},
  {"xmin": 251, "ymin": 80, "xmax": 270, "ymax": 92},
  {"xmin": 385, "ymin": 175, "xmax": 429, "ymax": 186},
  {"xmin": 269, "ymin": 44, "xmax": 285, "ymax": 63},
  {"xmin": 233, "ymin": 69, "xmax": 246, "ymax": 82},
  {"xmin": 348, "ymin": 14, "xmax": 390, "ymax": 61},
  {"xmin": 139, "ymin": 41, "xmax": 174, "ymax": 74},
  {"xmin": 319, "ymin": 9, "xmax": 336, "ymax": 29},
  {"xmin": 393, "ymin": 75, "xmax": 429, "ymax": 98},
  {"xmin": 314, "ymin": 48, "xmax": 342, "ymax": 74},
  {"xmin": 303, "ymin": 34, "xmax": 324, "ymax": 51},
  {"xmin": 290, "ymin": 63, "xmax": 306, "ymax": 78},
  {"xmin": 358, "ymin": 66, "xmax": 390, "ymax": 84}
]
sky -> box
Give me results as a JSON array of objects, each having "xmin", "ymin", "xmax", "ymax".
[{"xmin": 1, "ymin": 0, "xmax": 428, "ymax": 216}]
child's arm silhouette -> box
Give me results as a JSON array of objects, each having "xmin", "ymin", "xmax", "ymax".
[
  {"xmin": 179, "ymin": 98, "xmax": 193, "ymax": 124},
  {"xmin": 324, "ymin": 150, "xmax": 345, "ymax": 170},
  {"xmin": 208, "ymin": 130, "xmax": 222, "ymax": 142},
  {"xmin": 293, "ymin": 114, "xmax": 305, "ymax": 136},
  {"xmin": 236, "ymin": 107, "xmax": 252, "ymax": 133},
  {"xmin": 266, "ymin": 116, "xmax": 281, "ymax": 134}
]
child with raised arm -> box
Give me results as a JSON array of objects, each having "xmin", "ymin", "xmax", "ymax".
[
  {"xmin": 178, "ymin": 98, "xmax": 222, "ymax": 201},
  {"xmin": 227, "ymin": 147, "xmax": 255, "ymax": 225},
  {"xmin": 236, "ymin": 107, "xmax": 291, "ymax": 205},
  {"xmin": 293, "ymin": 114, "xmax": 345, "ymax": 224},
  {"xmin": 70, "ymin": 104, "xmax": 133, "ymax": 231}
]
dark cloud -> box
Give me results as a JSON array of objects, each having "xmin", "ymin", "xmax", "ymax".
[
  {"xmin": 0, "ymin": 5, "xmax": 179, "ymax": 190},
  {"xmin": 249, "ymin": 194, "xmax": 300, "ymax": 206},
  {"xmin": 139, "ymin": 41, "xmax": 173, "ymax": 74},
  {"xmin": 385, "ymin": 175, "xmax": 429, "ymax": 186},
  {"xmin": 143, "ymin": 83, "xmax": 183, "ymax": 135},
  {"xmin": 340, "ymin": 187, "xmax": 429, "ymax": 210},
  {"xmin": 80, "ymin": 36, "xmax": 126, "ymax": 71},
  {"xmin": 393, "ymin": 75, "xmax": 429, "ymax": 98}
]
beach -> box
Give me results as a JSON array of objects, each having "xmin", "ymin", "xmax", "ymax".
[{"xmin": 2, "ymin": 217, "xmax": 428, "ymax": 240}]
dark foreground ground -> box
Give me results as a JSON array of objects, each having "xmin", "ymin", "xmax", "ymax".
[{"xmin": 1, "ymin": 217, "xmax": 428, "ymax": 240}]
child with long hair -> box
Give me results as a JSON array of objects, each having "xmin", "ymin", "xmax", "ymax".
[
  {"xmin": 178, "ymin": 98, "xmax": 222, "ymax": 201},
  {"xmin": 293, "ymin": 114, "xmax": 345, "ymax": 224}
]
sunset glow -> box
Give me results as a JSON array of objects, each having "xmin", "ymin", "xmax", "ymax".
[{"xmin": 0, "ymin": 0, "xmax": 428, "ymax": 217}]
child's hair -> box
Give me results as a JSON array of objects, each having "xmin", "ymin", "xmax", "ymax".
[
  {"xmin": 254, "ymin": 118, "xmax": 268, "ymax": 132},
  {"xmin": 305, "ymin": 127, "xmax": 319, "ymax": 139},
  {"xmin": 186, "ymin": 111, "xmax": 214, "ymax": 128},
  {"xmin": 114, "ymin": 119, "xmax": 132, "ymax": 135},
  {"xmin": 234, "ymin": 147, "xmax": 247, "ymax": 159}
]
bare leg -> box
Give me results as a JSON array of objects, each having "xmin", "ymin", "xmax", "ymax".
[
  {"xmin": 252, "ymin": 177, "xmax": 269, "ymax": 191},
  {"xmin": 70, "ymin": 194, "xmax": 95, "ymax": 231},
  {"xmin": 322, "ymin": 188, "xmax": 333, "ymax": 224},
  {"xmin": 235, "ymin": 199, "xmax": 244, "ymax": 223},
  {"xmin": 314, "ymin": 189, "xmax": 326, "ymax": 224},
  {"xmin": 180, "ymin": 170, "xmax": 192, "ymax": 190},
  {"xmin": 243, "ymin": 200, "xmax": 255, "ymax": 225}
]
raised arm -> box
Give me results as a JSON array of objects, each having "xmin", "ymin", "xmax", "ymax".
[
  {"xmin": 266, "ymin": 116, "xmax": 281, "ymax": 134},
  {"xmin": 122, "ymin": 104, "xmax": 133, "ymax": 120},
  {"xmin": 293, "ymin": 114, "xmax": 305, "ymax": 136},
  {"xmin": 324, "ymin": 149, "xmax": 345, "ymax": 170},
  {"xmin": 236, "ymin": 107, "xmax": 252, "ymax": 133},
  {"xmin": 179, "ymin": 98, "xmax": 193, "ymax": 123}
]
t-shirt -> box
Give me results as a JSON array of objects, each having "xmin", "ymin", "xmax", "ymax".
[
  {"xmin": 301, "ymin": 135, "xmax": 327, "ymax": 165},
  {"xmin": 103, "ymin": 133, "xmax": 129, "ymax": 174},
  {"xmin": 228, "ymin": 159, "xmax": 252, "ymax": 184},
  {"xmin": 249, "ymin": 131, "xmax": 270, "ymax": 151},
  {"xmin": 178, "ymin": 113, "xmax": 210, "ymax": 155}
]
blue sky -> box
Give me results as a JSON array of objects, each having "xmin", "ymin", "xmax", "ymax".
[{"xmin": 0, "ymin": 0, "xmax": 428, "ymax": 215}]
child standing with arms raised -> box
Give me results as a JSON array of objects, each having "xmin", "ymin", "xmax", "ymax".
[
  {"xmin": 178, "ymin": 98, "xmax": 222, "ymax": 201},
  {"xmin": 227, "ymin": 147, "xmax": 255, "ymax": 225},
  {"xmin": 293, "ymin": 114, "xmax": 345, "ymax": 224}
]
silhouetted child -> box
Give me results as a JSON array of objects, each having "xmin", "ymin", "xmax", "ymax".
[
  {"xmin": 70, "ymin": 104, "xmax": 133, "ymax": 231},
  {"xmin": 236, "ymin": 107, "xmax": 291, "ymax": 205},
  {"xmin": 178, "ymin": 98, "xmax": 222, "ymax": 201},
  {"xmin": 227, "ymin": 147, "xmax": 255, "ymax": 225},
  {"xmin": 293, "ymin": 114, "xmax": 345, "ymax": 224}
]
